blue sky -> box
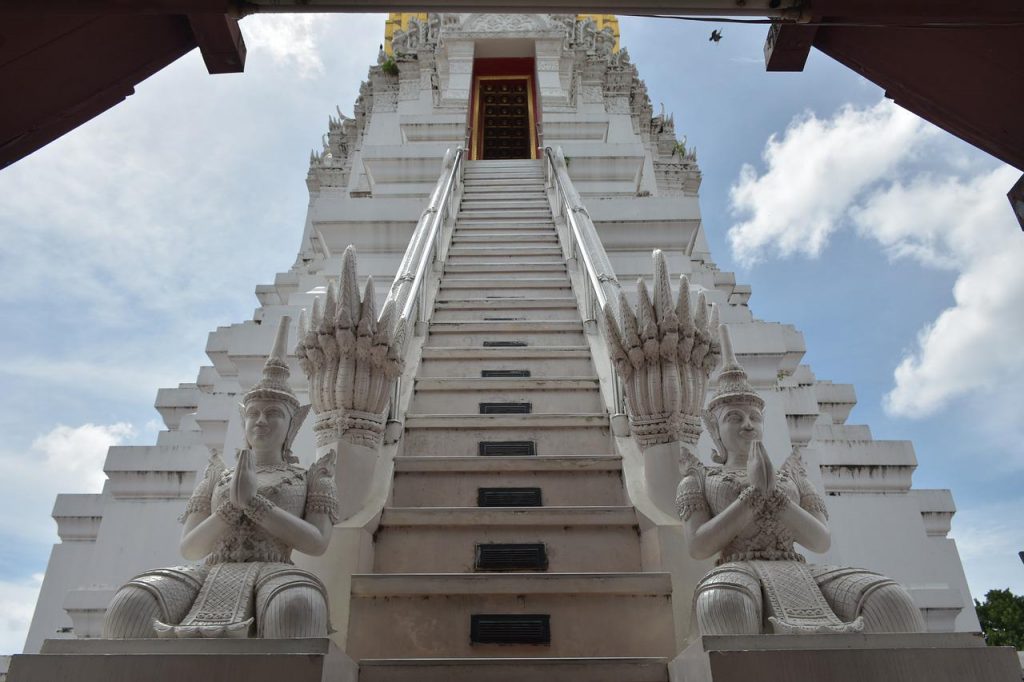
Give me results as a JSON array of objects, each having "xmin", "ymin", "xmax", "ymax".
[{"xmin": 0, "ymin": 14, "xmax": 1021, "ymax": 654}]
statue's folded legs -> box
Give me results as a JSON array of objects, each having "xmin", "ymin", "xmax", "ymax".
[
  {"xmin": 103, "ymin": 567, "xmax": 207, "ymax": 639},
  {"xmin": 254, "ymin": 567, "xmax": 330, "ymax": 639},
  {"xmin": 694, "ymin": 564, "xmax": 925, "ymax": 636},
  {"xmin": 808, "ymin": 566, "xmax": 925, "ymax": 634},
  {"xmin": 693, "ymin": 564, "xmax": 762, "ymax": 636}
]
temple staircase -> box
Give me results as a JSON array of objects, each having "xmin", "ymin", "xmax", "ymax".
[{"xmin": 347, "ymin": 159, "xmax": 674, "ymax": 681}]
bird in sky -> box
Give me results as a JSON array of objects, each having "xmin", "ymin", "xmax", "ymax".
[{"xmin": 709, "ymin": 29, "xmax": 723, "ymax": 43}]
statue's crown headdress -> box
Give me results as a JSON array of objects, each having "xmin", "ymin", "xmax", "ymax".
[
  {"xmin": 243, "ymin": 316, "xmax": 300, "ymax": 411},
  {"xmin": 707, "ymin": 323, "xmax": 763, "ymax": 412}
]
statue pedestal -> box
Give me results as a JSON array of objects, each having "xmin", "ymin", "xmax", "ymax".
[
  {"xmin": 9, "ymin": 638, "xmax": 357, "ymax": 682},
  {"xmin": 671, "ymin": 633, "xmax": 1020, "ymax": 682}
]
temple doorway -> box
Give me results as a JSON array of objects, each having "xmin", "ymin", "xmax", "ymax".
[{"xmin": 469, "ymin": 58, "xmax": 538, "ymax": 160}]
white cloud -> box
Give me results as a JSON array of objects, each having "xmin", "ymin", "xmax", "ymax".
[
  {"xmin": 0, "ymin": 422, "xmax": 135, "ymax": 546},
  {"xmin": 32, "ymin": 422, "xmax": 135, "ymax": 493},
  {"xmin": 728, "ymin": 99, "xmax": 930, "ymax": 266},
  {"xmin": 0, "ymin": 574, "xmax": 43, "ymax": 655},
  {"xmin": 729, "ymin": 98, "xmax": 1023, "ymax": 420},
  {"xmin": 241, "ymin": 15, "xmax": 328, "ymax": 78},
  {"xmin": 854, "ymin": 166, "xmax": 1024, "ymax": 416}
]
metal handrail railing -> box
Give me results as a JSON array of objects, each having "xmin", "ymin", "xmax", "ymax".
[
  {"xmin": 543, "ymin": 145, "xmax": 627, "ymax": 420},
  {"xmin": 384, "ymin": 146, "xmax": 464, "ymax": 429}
]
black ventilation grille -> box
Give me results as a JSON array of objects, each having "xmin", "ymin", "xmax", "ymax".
[
  {"xmin": 480, "ymin": 402, "xmax": 532, "ymax": 414},
  {"xmin": 478, "ymin": 487, "xmax": 543, "ymax": 507},
  {"xmin": 481, "ymin": 369, "xmax": 531, "ymax": 378},
  {"xmin": 475, "ymin": 543, "xmax": 548, "ymax": 572},
  {"xmin": 484, "ymin": 317, "xmax": 524, "ymax": 321},
  {"xmin": 470, "ymin": 614, "xmax": 551, "ymax": 645},
  {"xmin": 483, "ymin": 340, "xmax": 528, "ymax": 347},
  {"xmin": 478, "ymin": 441, "xmax": 536, "ymax": 457}
]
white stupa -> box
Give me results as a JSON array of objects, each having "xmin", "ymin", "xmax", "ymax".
[{"xmin": 22, "ymin": 13, "xmax": 985, "ymax": 677}]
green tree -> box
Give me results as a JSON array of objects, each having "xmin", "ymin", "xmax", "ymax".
[{"xmin": 975, "ymin": 588, "xmax": 1024, "ymax": 649}]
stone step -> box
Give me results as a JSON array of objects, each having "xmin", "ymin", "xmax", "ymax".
[
  {"xmin": 462, "ymin": 192, "xmax": 549, "ymax": 202},
  {"xmin": 464, "ymin": 171, "xmax": 543, "ymax": 178},
  {"xmin": 438, "ymin": 277, "xmax": 570, "ymax": 288},
  {"xmin": 459, "ymin": 199, "xmax": 550, "ymax": 209},
  {"xmin": 347, "ymin": 573, "xmax": 674, "ymax": 659},
  {"xmin": 448, "ymin": 254, "xmax": 564, "ymax": 265},
  {"xmin": 431, "ymin": 309, "xmax": 578, "ymax": 323},
  {"xmin": 411, "ymin": 377, "xmax": 602, "ymax": 413},
  {"xmin": 448, "ymin": 245, "xmax": 563, "ymax": 257},
  {"xmin": 443, "ymin": 263, "xmax": 567, "ymax": 274},
  {"xmin": 464, "ymin": 171, "xmax": 544, "ymax": 179},
  {"xmin": 462, "ymin": 188, "xmax": 546, "ymax": 198},
  {"xmin": 431, "ymin": 297, "xmax": 578, "ymax": 322},
  {"xmin": 462, "ymin": 180, "xmax": 544, "ymax": 188},
  {"xmin": 403, "ymin": 413, "xmax": 610, "ymax": 457},
  {"xmin": 452, "ymin": 223, "xmax": 557, "ymax": 233},
  {"xmin": 455, "ymin": 224, "xmax": 557, "ymax": 232},
  {"xmin": 437, "ymin": 287, "xmax": 573, "ymax": 300},
  {"xmin": 414, "ymin": 377, "xmax": 599, "ymax": 390},
  {"xmin": 458, "ymin": 204, "xmax": 552, "ymax": 212},
  {"xmin": 391, "ymin": 455, "xmax": 625, "ymax": 507},
  {"xmin": 452, "ymin": 233, "xmax": 559, "ymax": 244},
  {"xmin": 458, "ymin": 210, "xmax": 553, "ymax": 221},
  {"xmin": 418, "ymin": 346, "xmax": 595, "ymax": 378},
  {"xmin": 358, "ymin": 657, "xmax": 668, "ymax": 682},
  {"xmin": 425, "ymin": 320, "xmax": 585, "ymax": 347},
  {"xmin": 438, "ymin": 276, "xmax": 573, "ymax": 292},
  {"xmin": 434, "ymin": 294, "xmax": 574, "ymax": 304},
  {"xmin": 373, "ymin": 507, "xmax": 641, "ymax": 573}
]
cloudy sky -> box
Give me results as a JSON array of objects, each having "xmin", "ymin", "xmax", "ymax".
[{"xmin": 0, "ymin": 14, "xmax": 1021, "ymax": 654}]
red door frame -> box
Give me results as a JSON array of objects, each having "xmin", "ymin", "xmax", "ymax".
[{"xmin": 467, "ymin": 57, "xmax": 540, "ymax": 160}]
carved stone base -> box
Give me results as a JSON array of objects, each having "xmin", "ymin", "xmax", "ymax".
[
  {"xmin": 9, "ymin": 638, "xmax": 357, "ymax": 682},
  {"xmin": 670, "ymin": 633, "xmax": 1020, "ymax": 682}
]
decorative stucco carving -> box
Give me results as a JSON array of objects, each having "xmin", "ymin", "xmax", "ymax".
[
  {"xmin": 391, "ymin": 13, "xmax": 441, "ymax": 59},
  {"xmin": 103, "ymin": 317, "xmax": 336, "ymax": 639},
  {"xmin": 603, "ymin": 250, "xmax": 719, "ymax": 449},
  {"xmin": 460, "ymin": 13, "xmax": 552, "ymax": 34},
  {"xmin": 296, "ymin": 245, "xmax": 405, "ymax": 451}
]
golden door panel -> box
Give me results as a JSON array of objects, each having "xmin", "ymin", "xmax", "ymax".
[{"xmin": 473, "ymin": 77, "xmax": 536, "ymax": 160}]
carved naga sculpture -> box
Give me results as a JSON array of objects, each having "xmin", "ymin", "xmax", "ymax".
[
  {"xmin": 602, "ymin": 249, "xmax": 720, "ymax": 511},
  {"xmin": 676, "ymin": 324, "xmax": 926, "ymax": 635},
  {"xmin": 103, "ymin": 316, "xmax": 338, "ymax": 639},
  {"xmin": 295, "ymin": 245, "xmax": 405, "ymax": 452}
]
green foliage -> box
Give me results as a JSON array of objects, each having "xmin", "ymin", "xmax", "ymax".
[
  {"xmin": 975, "ymin": 588, "xmax": 1024, "ymax": 649},
  {"xmin": 380, "ymin": 58, "xmax": 399, "ymax": 76}
]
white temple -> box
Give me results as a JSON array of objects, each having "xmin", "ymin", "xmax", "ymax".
[{"xmin": 20, "ymin": 12, "xmax": 995, "ymax": 681}]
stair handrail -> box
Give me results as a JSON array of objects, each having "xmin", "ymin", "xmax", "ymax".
[
  {"xmin": 383, "ymin": 146, "xmax": 464, "ymax": 434},
  {"xmin": 380, "ymin": 147, "xmax": 464, "ymax": 324},
  {"xmin": 543, "ymin": 145, "xmax": 627, "ymax": 423}
]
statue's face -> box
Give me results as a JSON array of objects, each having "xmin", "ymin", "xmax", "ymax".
[
  {"xmin": 243, "ymin": 399, "xmax": 291, "ymax": 455},
  {"xmin": 716, "ymin": 404, "xmax": 764, "ymax": 460}
]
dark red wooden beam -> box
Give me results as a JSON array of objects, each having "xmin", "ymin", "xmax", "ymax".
[
  {"xmin": 764, "ymin": 23, "xmax": 818, "ymax": 72},
  {"xmin": 188, "ymin": 13, "xmax": 247, "ymax": 73},
  {"xmin": 0, "ymin": 12, "xmax": 243, "ymax": 169},
  {"xmin": 812, "ymin": 23, "xmax": 1024, "ymax": 171}
]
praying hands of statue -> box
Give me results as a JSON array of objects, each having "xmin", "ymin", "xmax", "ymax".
[
  {"xmin": 230, "ymin": 449, "xmax": 259, "ymax": 508},
  {"xmin": 747, "ymin": 440, "xmax": 775, "ymax": 496}
]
